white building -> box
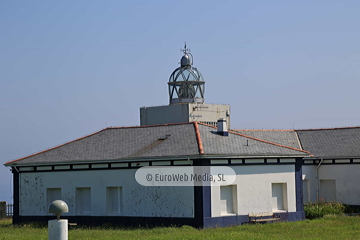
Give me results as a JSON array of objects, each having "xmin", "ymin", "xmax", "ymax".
[
  {"xmin": 4, "ymin": 122, "xmax": 309, "ymax": 227},
  {"xmin": 4, "ymin": 47, "xmax": 360, "ymax": 227},
  {"xmin": 234, "ymin": 128, "xmax": 360, "ymax": 207}
]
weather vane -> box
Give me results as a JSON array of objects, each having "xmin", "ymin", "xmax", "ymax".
[{"xmin": 181, "ymin": 42, "xmax": 190, "ymax": 54}]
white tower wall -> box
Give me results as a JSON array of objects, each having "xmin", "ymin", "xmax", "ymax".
[{"xmin": 140, "ymin": 103, "xmax": 230, "ymax": 129}]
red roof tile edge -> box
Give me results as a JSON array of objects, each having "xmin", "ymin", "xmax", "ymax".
[
  {"xmin": 193, "ymin": 122, "xmax": 204, "ymax": 155},
  {"xmin": 198, "ymin": 122, "xmax": 312, "ymax": 155}
]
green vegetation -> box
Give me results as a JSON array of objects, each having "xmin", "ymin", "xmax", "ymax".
[
  {"xmin": 1, "ymin": 216, "xmax": 360, "ymax": 239},
  {"xmin": 304, "ymin": 201, "xmax": 346, "ymax": 219}
]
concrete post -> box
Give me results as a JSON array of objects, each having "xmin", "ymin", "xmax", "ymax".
[
  {"xmin": 48, "ymin": 219, "xmax": 68, "ymax": 240},
  {"xmin": 0, "ymin": 202, "xmax": 6, "ymax": 219}
]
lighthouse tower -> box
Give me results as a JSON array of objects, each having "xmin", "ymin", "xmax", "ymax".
[{"xmin": 140, "ymin": 45, "xmax": 230, "ymax": 129}]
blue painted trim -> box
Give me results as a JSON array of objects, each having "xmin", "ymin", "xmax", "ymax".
[
  {"xmin": 203, "ymin": 185, "xmax": 211, "ymax": 218},
  {"xmin": 12, "ymin": 167, "xmax": 20, "ymax": 224},
  {"xmin": 15, "ymin": 212, "xmax": 305, "ymax": 228},
  {"xmin": 204, "ymin": 215, "xmax": 248, "ymax": 228},
  {"xmin": 14, "ymin": 216, "xmax": 199, "ymax": 227},
  {"xmin": 277, "ymin": 211, "xmax": 305, "ymax": 222},
  {"xmin": 295, "ymin": 158, "xmax": 304, "ymax": 212},
  {"xmin": 194, "ymin": 185, "xmax": 204, "ymax": 227},
  {"xmin": 193, "ymin": 159, "xmax": 211, "ymax": 228}
]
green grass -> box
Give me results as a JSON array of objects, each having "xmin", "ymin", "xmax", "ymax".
[{"xmin": 1, "ymin": 216, "xmax": 360, "ymax": 239}]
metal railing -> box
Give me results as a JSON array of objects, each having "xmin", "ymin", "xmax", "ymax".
[{"xmin": 6, "ymin": 204, "xmax": 13, "ymax": 217}]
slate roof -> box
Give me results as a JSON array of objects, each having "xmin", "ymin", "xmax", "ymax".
[
  {"xmin": 5, "ymin": 122, "xmax": 309, "ymax": 166},
  {"xmin": 199, "ymin": 124, "xmax": 309, "ymax": 156},
  {"xmin": 232, "ymin": 127, "xmax": 360, "ymax": 158},
  {"xmin": 5, "ymin": 123, "xmax": 200, "ymax": 165},
  {"xmin": 231, "ymin": 129, "xmax": 301, "ymax": 149},
  {"xmin": 296, "ymin": 127, "xmax": 360, "ymax": 158}
]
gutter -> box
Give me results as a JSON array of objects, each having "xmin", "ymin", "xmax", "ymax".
[{"xmin": 316, "ymin": 157, "xmax": 323, "ymax": 201}]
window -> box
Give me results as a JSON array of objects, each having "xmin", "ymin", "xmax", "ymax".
[
  {"xmin": 106, "ymin": 187, "xmax": 123, "ymax": 214},
  {"xmin": 303, "ymin": 180, "xmax": 310, "ymax": 203},
  {"xmin": 271, "ymin": 183, "xmax": 288, "ymax": 211},
  {"xmin": 76, "ymin": 188, "xmax": 91, "ymax": 214},
  {"xmin": 320, "ymin": 180, "xmax": 336, "ymax": 201},
  {"xmin": 47, "ymin": 188, "xmax": 61, "ymax": 209},
  {"xmin": 220, "ymin": 185, "xmax": 237, "ymax": 215}
]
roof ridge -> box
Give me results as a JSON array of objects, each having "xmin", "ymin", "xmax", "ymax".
[
  {"xmin": 196, "ymin": 122, "xmax": 311, "ymax": 155},
  {"xmin": 232, "ymin": 129, "xmax": 294, "ymax": 132},
  {"xmin": 295, "ymin": 126, "xmax": 360, "ymax": 131},
  {"xmin": 193, "ymin": 122, "xmax": 204, "ymax": 154},
  {"xmin": 197, "ymin": 122, "xmax": 218, "ymax": 128},
  {"xmin": 294, "ymin": 131, "xmax": 304, "ymax": 150},
  {"xmin": 108, "ymin": 122, "xmax": 194, "ymax": 129}
]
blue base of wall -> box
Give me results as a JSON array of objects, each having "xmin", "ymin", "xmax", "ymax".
[
  {"xmin": 13, "ymin": 216, "xmax": 202, "ymax": 228},
  {"xmin": 204, "ymin": 215, "xmax": 248, "ymax": 228},
  {"xmin": 13, "ymin": 211, "xmax": 305, "ymax": 228},
  {"xmin": 203, "ymin": 211, "xmax": 305, "ymax": 228},
  {"xmin": 277, "ymin": 211, "xmax": 305, "ymax": 222},
  {"xmin": 13, "ymin": 212, "xmax": 305, "ymax": 228}
]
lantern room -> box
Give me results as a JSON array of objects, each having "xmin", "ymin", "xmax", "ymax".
[{"xmin": 168, "ymin": 46, "xmax": 205, "ymax": 104}]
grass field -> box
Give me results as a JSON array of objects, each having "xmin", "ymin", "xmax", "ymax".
[{"xmin": 1, "ymin": 216, "xmax": 360, "ymax": 239}]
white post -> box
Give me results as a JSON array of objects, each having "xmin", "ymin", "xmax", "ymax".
[{"xmin": 48, "ymin": 219, "xmax": 68, "ymax": 240}]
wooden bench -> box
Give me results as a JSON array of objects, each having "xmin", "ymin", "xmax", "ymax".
[{"xmin": 248, "ymin": 212, "xmax": 280, "ymax": 223}]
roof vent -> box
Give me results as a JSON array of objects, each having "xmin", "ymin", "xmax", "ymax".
[
  {"xmin": 217, "ymin": 119, "xmax": 228, "ymax": 136},
  {"xmin": 159, "ymin": 134, "xmax": 171, "ymax": 140}
]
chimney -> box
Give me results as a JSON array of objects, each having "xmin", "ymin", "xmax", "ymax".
[{"xmin": 217, "ymin": 118, "xmax": 228, "ymax": 136}]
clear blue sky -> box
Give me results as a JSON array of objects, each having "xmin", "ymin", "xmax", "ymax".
[{"xmin": 1, "ymin": 0, "xmax": 360, "ymax": 203}]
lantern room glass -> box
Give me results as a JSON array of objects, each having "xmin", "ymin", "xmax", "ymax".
[{"xmin": 168, "ymin": 66, "xmax": 205, "ymax": 104}]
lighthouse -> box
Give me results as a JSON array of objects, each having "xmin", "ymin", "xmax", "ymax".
[{"xmin": 140, "ymin": 45, "xmax": 230, "ymax": 129}]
